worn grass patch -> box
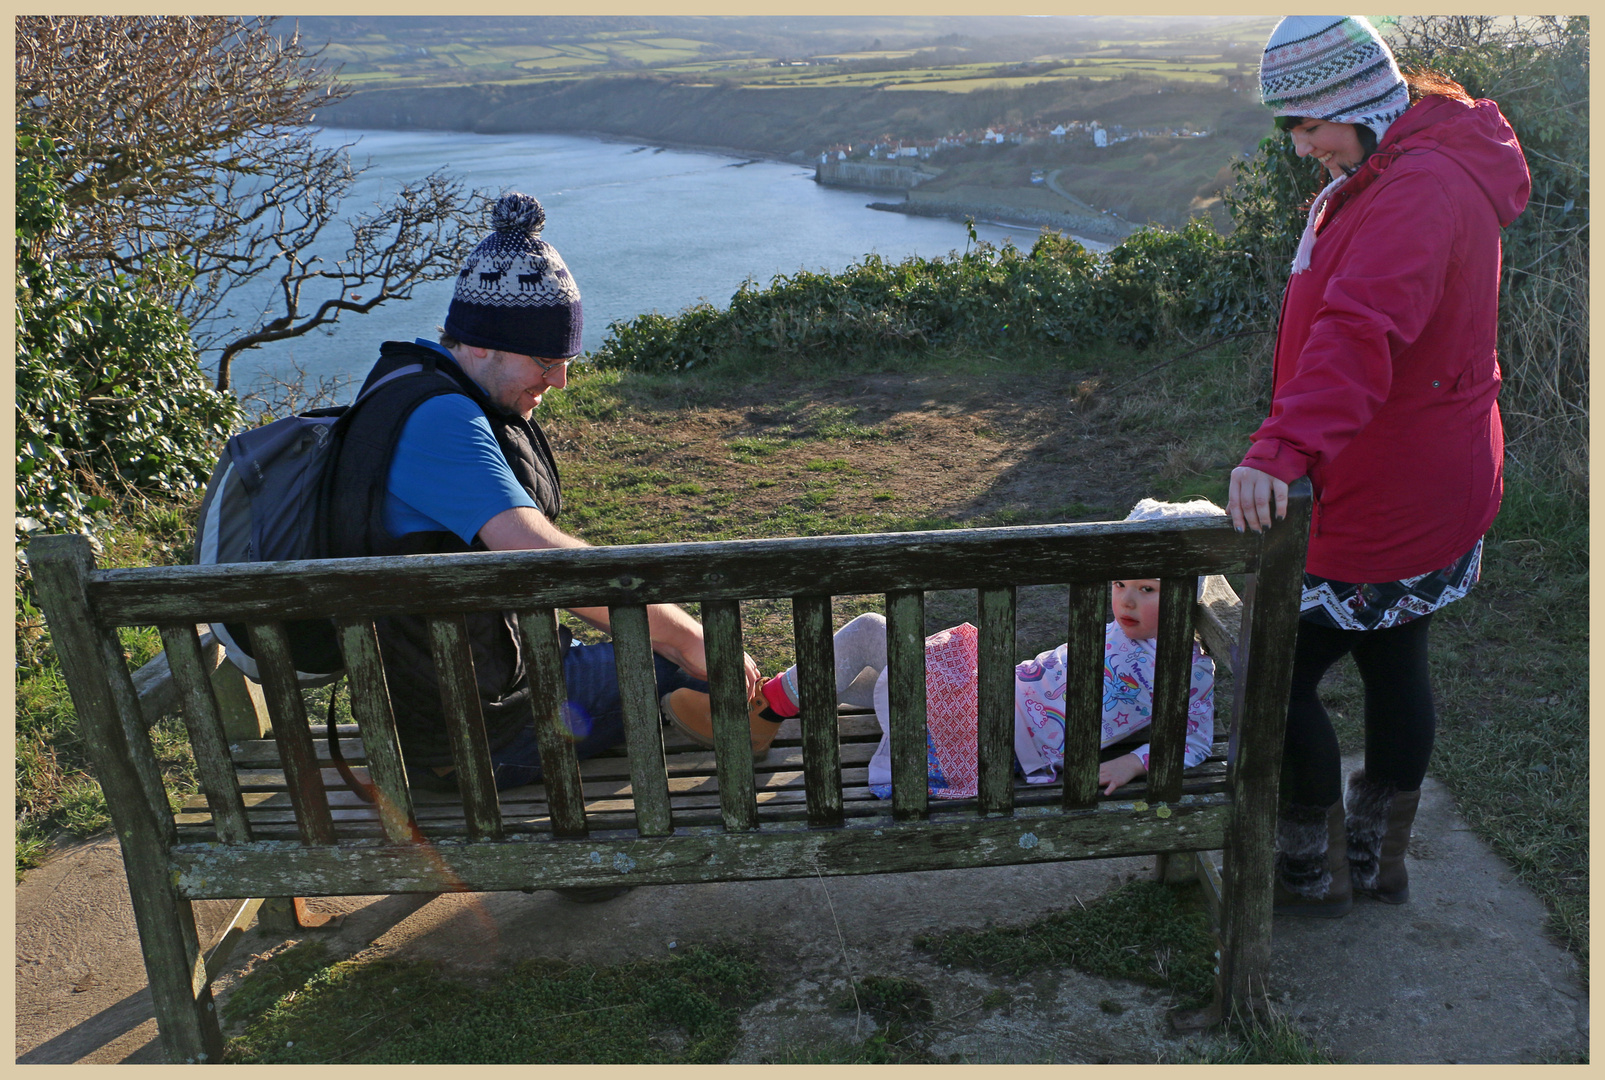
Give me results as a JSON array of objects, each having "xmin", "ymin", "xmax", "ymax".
[
  {"xmin": 915, "ymin": 879, "xmax": 1217, "ymax": 1008},
  {"xmin": 1178, "ymin": 1007, "xmax": 1337, "ymax": 1064},
  {"xmin": 224, "ymin": 943, "xmax": 766, "ymax": 1064},
  {"xmin": 16, "ymin": 497, "xmax": 202, "ymax": 878}
]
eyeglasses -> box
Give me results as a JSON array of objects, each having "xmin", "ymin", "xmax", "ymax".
[{"xmin": 532, "ymin": 357, "xmax": 571, "ymax": 377}]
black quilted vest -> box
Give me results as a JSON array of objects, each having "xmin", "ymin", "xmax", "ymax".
[{"xmin": 325, "ymin": 341, "xmax": 563, "ymax": 766}]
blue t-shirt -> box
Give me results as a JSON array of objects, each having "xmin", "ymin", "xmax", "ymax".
[{"xmin": 383, "ymin": 340, "xmax": 537, "ymax": 543}]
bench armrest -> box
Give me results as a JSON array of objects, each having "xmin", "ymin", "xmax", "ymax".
[
  {"xmin": 1196, "ymin": 574, "xmax": 1243, "ymax": 678},
  {"xmin": 132, "ymin": 626, "xmax": 220, "ymax": 728}
]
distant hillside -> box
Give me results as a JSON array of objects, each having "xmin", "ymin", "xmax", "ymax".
[{"xmin": 320, "ymin": 73, "xmax": 1270, "ymax": 228}]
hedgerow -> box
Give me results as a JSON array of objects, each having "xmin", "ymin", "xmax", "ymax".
[{"xmin": 593, "ymin": 216, "xmax": 1266, "ymax": 373}]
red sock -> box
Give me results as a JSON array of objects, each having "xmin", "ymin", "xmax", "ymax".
[{"xmin": 761, "ymin": 675, "xmax": 799, "ymax": 718}]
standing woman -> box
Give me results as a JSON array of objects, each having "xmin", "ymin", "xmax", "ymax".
[{"xmin": 1226, "ymin": 17, "xmax": 1530, "ymax": 916}]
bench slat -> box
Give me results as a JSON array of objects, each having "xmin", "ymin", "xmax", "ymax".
[
  {"xmin": 334, "ymin": 617, "xmax": 417, "ymax": 844},
  {"xmin": 1062, "ymin": 582, "xmax": 1105, "ymax": 809},
  {"xmin": 793, "ymin": 594, "xmax": 844, "ymax": 828},
  {"xmin": 1146, "ymin": 576, "xmax": 1195, "ymax": 804},
  {"xmin": 88, "ymin": 522, "xmax": 1258, "ymax": 625},
  {"xmin": 703, "ymin": 599, "xmax": 757, "ymax": 832},
  {"xmin": 517, "ymin": 608, "xmax": 587, "ymax": 838},
  {"xmin": 976, "ymin": 585, "xmax": 1016, "ymax": 817},
  {"xmin": 247, "ymin": 622, "xmax": 336, "ymax": 846},
  {"xmin": 885, "ymin": 588, "xmax": 928, "ymax": 822},
  {"xmin": 158, "ymin": 624, "xmax": 252, "ymax": 845},
  {"xmin": 168, "ymin": 794, "xmax": 1234, "ymax": 899},
  {"xmin": 608, "ymin": 603, "xmax": 673, "ymax": 837},
  {"xmin": 186, "ymin": 756, "xmax": 1231, "ymax": 817},
  {"xmin": 428, "ymin": 615, "xmax": 503, "ymax": 841}
]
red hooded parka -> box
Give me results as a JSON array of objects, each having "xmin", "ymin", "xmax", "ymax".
[{"xmin": 1240, "ymin": 95, "xmax": 1531, "ymax": 582}]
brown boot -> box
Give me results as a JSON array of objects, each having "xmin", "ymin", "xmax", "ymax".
[
  {"xmin": 660, "ymin": 688, "xmax": 782, "ymax": 761},
  {"xmin": 1272, "ymin": 800, "xmax": 1352, "ymax": 918},
  {"xmin": 1346, "ymin": 769, "xmax": 1421, "ymax": 904}
]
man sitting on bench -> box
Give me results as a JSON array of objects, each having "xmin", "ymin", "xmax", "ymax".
[{"xmin": 324, "ymin": 191, "xmax": 761, "ymax": 794}]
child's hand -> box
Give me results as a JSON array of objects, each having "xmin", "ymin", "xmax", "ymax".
[{"xmin": 1098, "ymin": 753, "xmax": 1146, "ymax": 795}]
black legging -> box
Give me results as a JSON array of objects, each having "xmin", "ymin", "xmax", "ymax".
[{"xmin": 1281, "ymin": 613, "xmax": 1436, "ymax": 807}]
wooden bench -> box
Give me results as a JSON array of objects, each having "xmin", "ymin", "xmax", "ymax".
[{"xmin": 31, "ymin": 480, "xmax": 1310, "ymax": 1063}]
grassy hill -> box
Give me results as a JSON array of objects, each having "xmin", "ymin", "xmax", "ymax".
[{"xmin": 302, "ymin": 16, "xmax": 1279, "ymax": 229}]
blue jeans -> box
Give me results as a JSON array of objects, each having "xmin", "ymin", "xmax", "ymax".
[{"xmin": 409, "ymin": 641, "xmax": 706, "ymax": 792}]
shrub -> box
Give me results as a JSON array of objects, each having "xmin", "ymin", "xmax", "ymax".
[
  {"xmin": 15, "ymin": 128, "xmax": 242, "ymax": 545},
  {"xmin": 591, "ymin": 224, "xmax": 1267, "ymax": 374}
]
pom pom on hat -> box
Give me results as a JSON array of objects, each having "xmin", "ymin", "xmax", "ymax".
[
  {"xmin": 444, "ymin": 191, "xmax": 583, "ymax": 361},
  {"xmin": 490, "ymin": 192, "xmax": 546, "ymax": 237},
  {"xmin": 1124, "ymin": 498, "xmax": 1228, "ymax": 599},
  {"xmin": 1125, "ymin": 497, "xmax": 1226, "ymax": 523},
  {"xmin": 1259, "ymin": 16, "xmax": 1409, "ymax": 138}
]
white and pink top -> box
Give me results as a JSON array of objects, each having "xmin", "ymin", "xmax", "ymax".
[{"xmin": 1012, "ymin": 621, "xmax": 1215, "ymax": 785}]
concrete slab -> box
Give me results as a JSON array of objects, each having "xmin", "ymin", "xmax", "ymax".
[{"xmin": 14, "ymin": 754, "xmax": 1587, "ymax": 1064}]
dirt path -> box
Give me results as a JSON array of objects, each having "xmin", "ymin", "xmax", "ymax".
[{"xmin": 15, "ymin": 756, "xmax": 1587, "ymax": 1063}]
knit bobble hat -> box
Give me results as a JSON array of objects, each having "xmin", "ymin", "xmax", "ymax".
[
  {"xmin": 1124, "ymin": 498, "xmax": 1228, "ymax": 598},
  {"xmin": 444, "ymin": 192, "xmax": 584, "ymax": 360},
  {"xmin": 1259, "ymin": 16, "xmax": 1410, "ymax": 143}
]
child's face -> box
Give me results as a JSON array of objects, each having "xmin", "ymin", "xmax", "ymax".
[{"xmin": 1111, "ymin": 579, "xmax": 1161, "ymax": 640}]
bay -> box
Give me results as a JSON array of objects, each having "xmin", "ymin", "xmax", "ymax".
[{"xmin": 224, "ymin": 128, "xmax": 1108, "ymax": 398}]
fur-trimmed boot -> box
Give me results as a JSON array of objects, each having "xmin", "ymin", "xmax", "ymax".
[
  {"xmin": 1346, "ymin": 769, "xmax": 1422, "ymax": 904},
  {"xmin": 1272, "ymin": 800, "xmax": 1352, "ymax": 917}
]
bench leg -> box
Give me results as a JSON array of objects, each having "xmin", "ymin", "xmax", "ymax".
[
  {"xmin": 256, "ymin": 897, "xmax": 343, "ymax": 933},
  {"xmin": 122, "ymin": 860, "xmax": 227, "ymax": 1063}
]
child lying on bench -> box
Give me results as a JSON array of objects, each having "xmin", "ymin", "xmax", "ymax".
[{"xmin": 663, "ymin": 498, "xmax": 1221, "ymax": 796}]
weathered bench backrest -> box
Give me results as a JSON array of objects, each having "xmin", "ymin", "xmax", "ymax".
[
  {"xmin": 35, "ymin": 496, "xmax": 1308, "ymax": 854},
  {"xmin": 30, "ymin": 486, "xmax": 1311, "ymax": 1059}
]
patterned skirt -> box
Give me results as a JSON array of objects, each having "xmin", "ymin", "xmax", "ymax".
[{"xmin": 1300, "ymin": 538, "xmax": 1483, "ymax": 631}]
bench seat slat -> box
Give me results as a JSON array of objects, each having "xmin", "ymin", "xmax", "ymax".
[
  {"xmin": 223, "ymin": 712, "xmax": 889, "ymax": 767},
  {"xmin": 184, "ymin": 758, "xmax": 1232, "ymax": 819}
]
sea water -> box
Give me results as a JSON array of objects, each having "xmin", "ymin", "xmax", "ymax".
[{"xmin": 221, "ymin": 128, "xmax": 1107, "ymax": 397}]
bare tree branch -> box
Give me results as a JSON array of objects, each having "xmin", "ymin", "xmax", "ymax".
[{"xmin": 17, "ymin": 15, "xmax": 485, "ymax": 391}]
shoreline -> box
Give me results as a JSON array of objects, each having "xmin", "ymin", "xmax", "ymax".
[
  {"xmin": 320, "ymin": 120, "xmax": 1134, "ymax": 244},
  {"xmin": 867, "ymin": 199, "xmax": 1135, "ymax": 247}
]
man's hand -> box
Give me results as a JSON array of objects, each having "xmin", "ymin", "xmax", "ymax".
[
  {"xmin": 1098, "ymin": 752, "xmax": 1146, "ymax": 796},
  {"xmin": 1227, "ymin": 466, "xmax": 1291, "ymax": 533},
  {"xmin": 478, "ymin": 505, "xmax": 762, "ymax": 696},
  {"xmin": 648, "ymin": 623, "xmax": 763, "ymax": 700}
]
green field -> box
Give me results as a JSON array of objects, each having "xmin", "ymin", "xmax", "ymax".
[{"xmin": 294, "ymin": 15, "xmax": 1274, "ymax": 93}]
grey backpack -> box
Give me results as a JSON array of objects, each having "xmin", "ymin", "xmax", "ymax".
[{"xmin": 193, "ymin": 361, "xmax": 438, "ymax": 685}]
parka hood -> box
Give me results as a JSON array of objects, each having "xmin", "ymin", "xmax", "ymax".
[{"xmin": 1379, "ymin": 95, "xmax": 1531, "ymax": 228}]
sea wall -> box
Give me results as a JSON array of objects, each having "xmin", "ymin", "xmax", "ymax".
[{"xmin": 813, "ymin": 159, "xmax": 935, "ymax": 192}]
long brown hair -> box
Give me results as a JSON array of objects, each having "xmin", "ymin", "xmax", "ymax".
[{"xmin": 1403, "ymin": 68, "xmax": 1473, "ymax": 105}]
